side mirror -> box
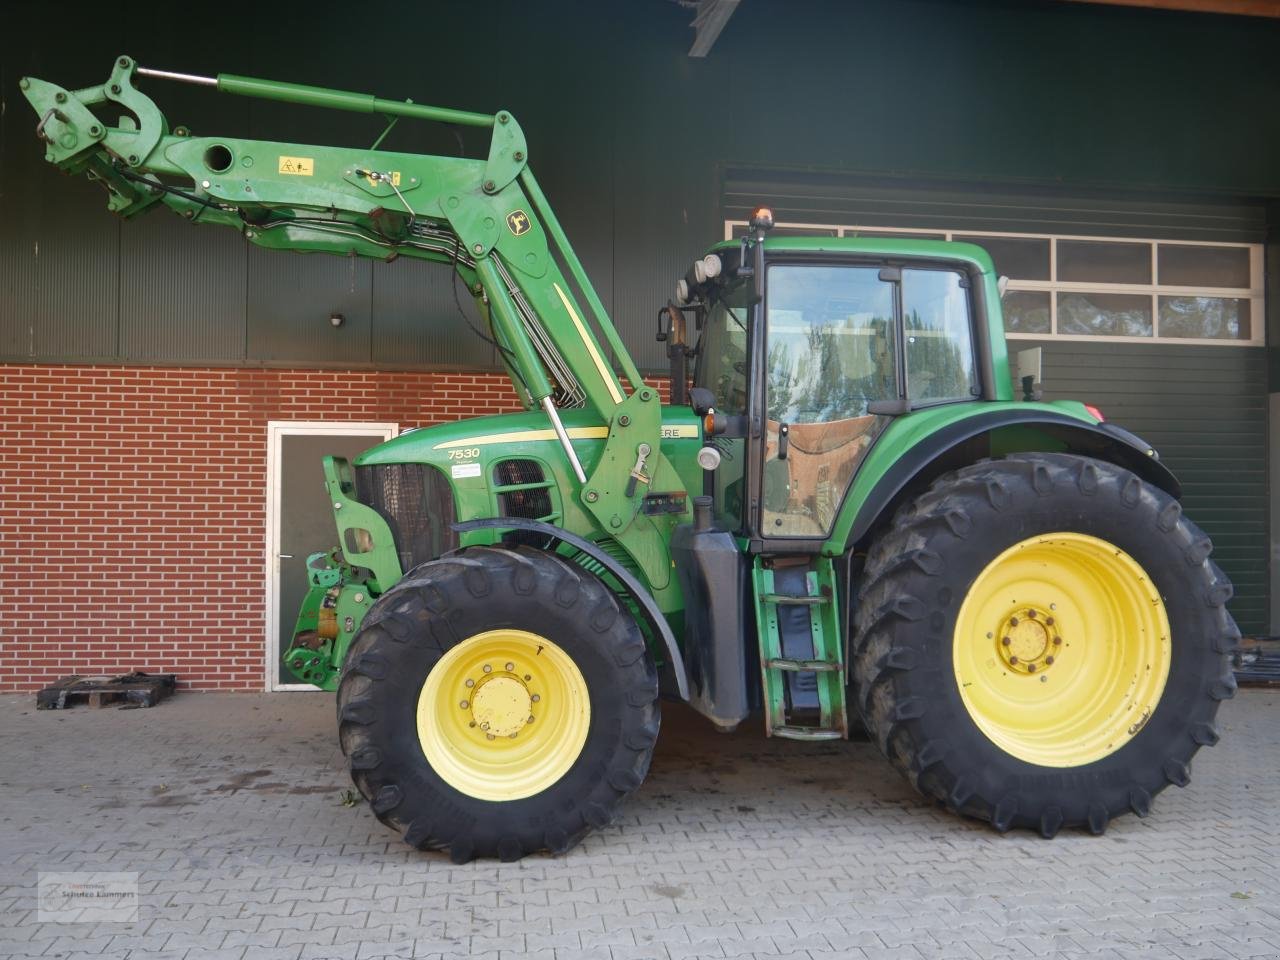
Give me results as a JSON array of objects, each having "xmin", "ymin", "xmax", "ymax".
[
  {"xmin": 689, "ymin": 387, "xmax": 716, "ymax": 416},
  {"xmin": 657, "ymin": 303, "xmax": 687, "ymax": 345},
  {"xmin": 1016, "ymin": 347, "xmax": 1043, "ymax": 402}
]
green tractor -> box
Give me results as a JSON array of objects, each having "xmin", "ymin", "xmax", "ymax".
[{"xmin": 24, "ymin": 58, "xmax": 1239, "ymax": 861}]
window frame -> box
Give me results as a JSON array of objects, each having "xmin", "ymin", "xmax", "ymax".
[{"xmin": 726, "ymin": 221, "xmax": 1265, "ymax": 347}]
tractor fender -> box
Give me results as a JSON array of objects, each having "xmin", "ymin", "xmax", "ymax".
[
  {"xmin": 452, "ymin": 517, "xmax": 690, "ymax": 701},
  {"xmin": 846, "ymin": 409, "xmax": 1181, "ymax": 550}
]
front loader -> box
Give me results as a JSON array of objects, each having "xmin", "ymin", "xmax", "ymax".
[{"xmin": 22, "ymin": 58, "xmax": 1240, "ymax": 861}]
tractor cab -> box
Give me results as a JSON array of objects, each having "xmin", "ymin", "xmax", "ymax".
[{"xmin": 674, "ymin": 211, "xmax": 996, "ymax": 549}]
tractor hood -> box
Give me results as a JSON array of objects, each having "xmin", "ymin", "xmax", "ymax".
[{"xmin": 351, "ymin": 405, "xmax": 704, "ymax": 555}]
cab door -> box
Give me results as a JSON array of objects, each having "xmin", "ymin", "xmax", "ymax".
[
  {"xmin": 756, "ymin": 261, "xmax": 979, "ymax": 542},
  {"xmin": 758, "ymin": 263, "xmax": 897, "ymax": 539}
]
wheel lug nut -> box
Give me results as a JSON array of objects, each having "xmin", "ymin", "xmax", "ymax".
[
  {"xmin": 486, "ymin": 734, "xmax": 495, "ymax": 740},
  {"xmin": 1046, "ymin": 617, "xmax": 1055, "ymax": 626},
  {"xmin": 469, "ymin": 721, "xmax": 476, "ymax": 728},
  {"xmin": 1001, "ymin": 636, "xmax": 1011, "ymax": 646},
  {"xmin": 460, "ymin": 700, "xmax": 469, "ymax": 709},
  {"xmin": 1045, "ymin": 656, "xmax": 1055, "ymax": 665},
  {"xmin": 1053, "ymin": 636, "xmax": 1062, "ymax": 646},
  {"xmin": 1009, "ymin": 656, "xmax": 1019, "ymax": 664},
  {"xmin": 1027, "ymin": 663, "xmax": 1037, "ymax": 673},
  {"xmin": 528, "ymin": 715, "xmax": 535, "ymax": 723},
  {"xmin": 505, "ymin": 662, "xmax": 515, "ymax": 672},
  {"xmin": 465, "ymin": 678, "xmax": 475, "ymax": 687},
  {"xmin": 531, "ymin": 694, "xmax": 540, "ymax": 703},
  {"xmin": 524, "ymin": 674, "xmax": 532, "ymax": 681},
  {"xmin": 1009, "ymin": 617, "xmax": 1019, "ymax": 626},
  {"xmin": 482, "ymin": 664, "xmax": 492, "ymax": 673},
  {"xmin": 509, "ymin": 733, "xmax": 518, "ymax": 739},
  {"xmin": 1028, "ymin": 610, "xmax": 1037, "ymax": 619},
  {"xmin": 480, "ymin": 722, "xmax": 489, "ymax": 730}
]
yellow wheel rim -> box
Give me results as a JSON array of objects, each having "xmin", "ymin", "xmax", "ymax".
[
  {"xmin": 416, "ymin": 629, "xmax": 591, "ymax": 801},
  {"xmin": 953, "ymin": 532, "xmax": 1171, "ymax": 768}
]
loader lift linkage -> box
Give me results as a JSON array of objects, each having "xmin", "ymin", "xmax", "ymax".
[{"xmin": 22, "ymin": 57, "xmax": 1239, "ymax": 861}]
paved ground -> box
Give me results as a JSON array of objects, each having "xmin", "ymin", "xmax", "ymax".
[{"xmin": 1, "ymin": 690, "xmax": 1277, "ymax": 960}]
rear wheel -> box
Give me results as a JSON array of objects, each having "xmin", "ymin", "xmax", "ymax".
[
  {"xmin": 852, "ymin": 453, "xmax": 1238, "ymax": 836},
  {"xmin": 337, "ymin": 545, "xmax": 659, "ymax": 861}
]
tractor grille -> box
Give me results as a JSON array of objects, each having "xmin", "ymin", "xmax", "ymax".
[
  {"xmin": 355, "ymin": 463, "xmax": 458, "ymax": 574},
  {"xmin": 493, "ymin": 459, "xmax": 555, "ymax": 548}
]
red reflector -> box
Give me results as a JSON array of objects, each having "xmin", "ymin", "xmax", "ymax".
[{"xmin": 1084, "ymin": 404, "xmax": 1105, "ymax": 422}]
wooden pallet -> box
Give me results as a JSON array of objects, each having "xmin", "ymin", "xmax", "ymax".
[
  {"xmin": 1235, "ymin": 638, "xmax": 1280, "ymax": 687},
  {"xmin": 36, "ymin": 672, "xmax": 177, "ymax": 710}
]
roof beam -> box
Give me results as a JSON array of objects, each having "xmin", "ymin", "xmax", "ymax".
[
  {"xmin": 687, "ymin": 0, "xmax": 742, "ymax": 57},
  {"xmin": 1059, "ymin": 0, "xmax": 1280, "ymax": 17}
]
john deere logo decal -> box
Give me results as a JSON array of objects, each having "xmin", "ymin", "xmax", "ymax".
[{"xmin": 506, "ymin": 210, "xmax": 531, "ymax": 236}]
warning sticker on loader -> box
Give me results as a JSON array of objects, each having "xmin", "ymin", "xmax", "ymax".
[{"xmin": 278, "ymin": 156, "xmax": 315, "ymax": 176}]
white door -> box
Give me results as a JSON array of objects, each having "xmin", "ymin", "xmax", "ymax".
[{"xmin": 266, "ymin": 421, "xmax": 397, "ymax": 691}]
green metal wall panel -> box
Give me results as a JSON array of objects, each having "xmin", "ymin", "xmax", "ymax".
[
  {"xmin": 722, "ymin": 171, "xmax": 1270, "ymax": 243},
  {"xmin": 0, "ymin": 165, "xmax": 120, "ymax": 361},
  {"xmin": 119, "ymin": 217, "xmax": 247, "ymax": 363},
  {"xmin": 246, "ymin": 248, "xmax": 373, "ymax": 364},
  {"xmin": 5, "ymin": 0, "xmax": 1277, "ymax": 370},
  {"xmin": 1018, "ymin": 340, "xmax": 1269, "ymax": 636},
  {"xmin": 370, "ymin": 259, "xmax": 495, "ymax": 370}
]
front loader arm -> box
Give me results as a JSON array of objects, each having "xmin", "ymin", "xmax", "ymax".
[{"xmin": 22, "ymin": 56, "xmax": 676, "ymax": 584}]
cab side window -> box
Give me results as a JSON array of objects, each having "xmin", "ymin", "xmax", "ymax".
[{"xmin": 903, "ymin": 268, "xmax": 978, "ymax": 404}]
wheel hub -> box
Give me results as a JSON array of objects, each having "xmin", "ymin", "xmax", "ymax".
[
  {"xmin": 417, "ymin": 629, "xmax": 590, "ymax": 801},
  {"xmin": 997, "ymin": 607, "xmax": 1063, "ymax": 674},
  {"xmin": 469, "ymin": 672, "xmax": 533, "ymax": 738}
]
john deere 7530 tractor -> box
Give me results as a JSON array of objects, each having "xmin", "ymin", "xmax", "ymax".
[{"xmin": 24, "ymin": 58, "xmax": 1239, "ymax": 861}]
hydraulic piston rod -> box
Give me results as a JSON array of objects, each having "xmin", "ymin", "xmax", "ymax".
[{"xmin": 137, "ymin": 64, "xmax": 496, "ymax": 128}]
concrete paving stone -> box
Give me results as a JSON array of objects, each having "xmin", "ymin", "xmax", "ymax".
[
  {"xmin": 220, "ymin": 929, "xmax": 285, "ymax": 949},
  {"xmin": 298, "ymin": 944, "xmax": 358, "ymax": 960},
  {"xmin": 161, "ymin": 929, "xmax": 225, "ymax": 951},
  {"xmin": 661, "ymin": 945, "xmax": 729, "ymax": 960},
  {"xmin": 526, "ymin": 931, "xmax": 583, "ymax": 951},
  {"xmin": 200, "ymin": 916, "xmax": 262, "ymax": 935},
  {"xmin": 173, "ymin": 949, "xmax": 247, "ymax": 960},
  {"xmin": 278, "ymin": 925, "xmax": 340, "ymax": 947}
]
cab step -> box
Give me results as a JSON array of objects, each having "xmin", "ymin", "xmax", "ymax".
[
  {"xmin": 770, "ymin": 726, "xmax": 846, "ymax": 742},
  {"xmin": 753, "ymin": 557, "xmax": 848, "ymax": 740}
]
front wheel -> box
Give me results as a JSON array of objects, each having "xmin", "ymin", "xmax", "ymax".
[
  {"xmin": 337, "ymin": 545, "xmax": 659, "ymax": 861},
  {"xmin": 853, "ymin": 453, "xmax": 1239, "ymax": 837}
]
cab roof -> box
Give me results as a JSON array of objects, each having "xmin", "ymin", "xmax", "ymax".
[{"xmin": 711, "ymin": 236, "xmax": 997, "ymax": 275}]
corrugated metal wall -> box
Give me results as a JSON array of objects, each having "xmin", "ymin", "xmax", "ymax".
[
  {"xmin": 1025, "ymin": 340, "xmax": 1269, "ymax": 634},
  {"xmin": 5, "ymin": 0, "xmax": 1279, "ymax": 372}
]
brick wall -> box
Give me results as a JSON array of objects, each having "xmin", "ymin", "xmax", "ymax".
[
  {"xmin": 0, "ymin": 365, "xmax": 530, "ymax": 692},
  {"xmin": 0, "ymin": 364, "xmax": 673, "ymax": 692}
]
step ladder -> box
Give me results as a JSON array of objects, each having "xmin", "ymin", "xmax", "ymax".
[{"xmin": 752, "ymin": 556, "xmax": 848, "ymax": 740}]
